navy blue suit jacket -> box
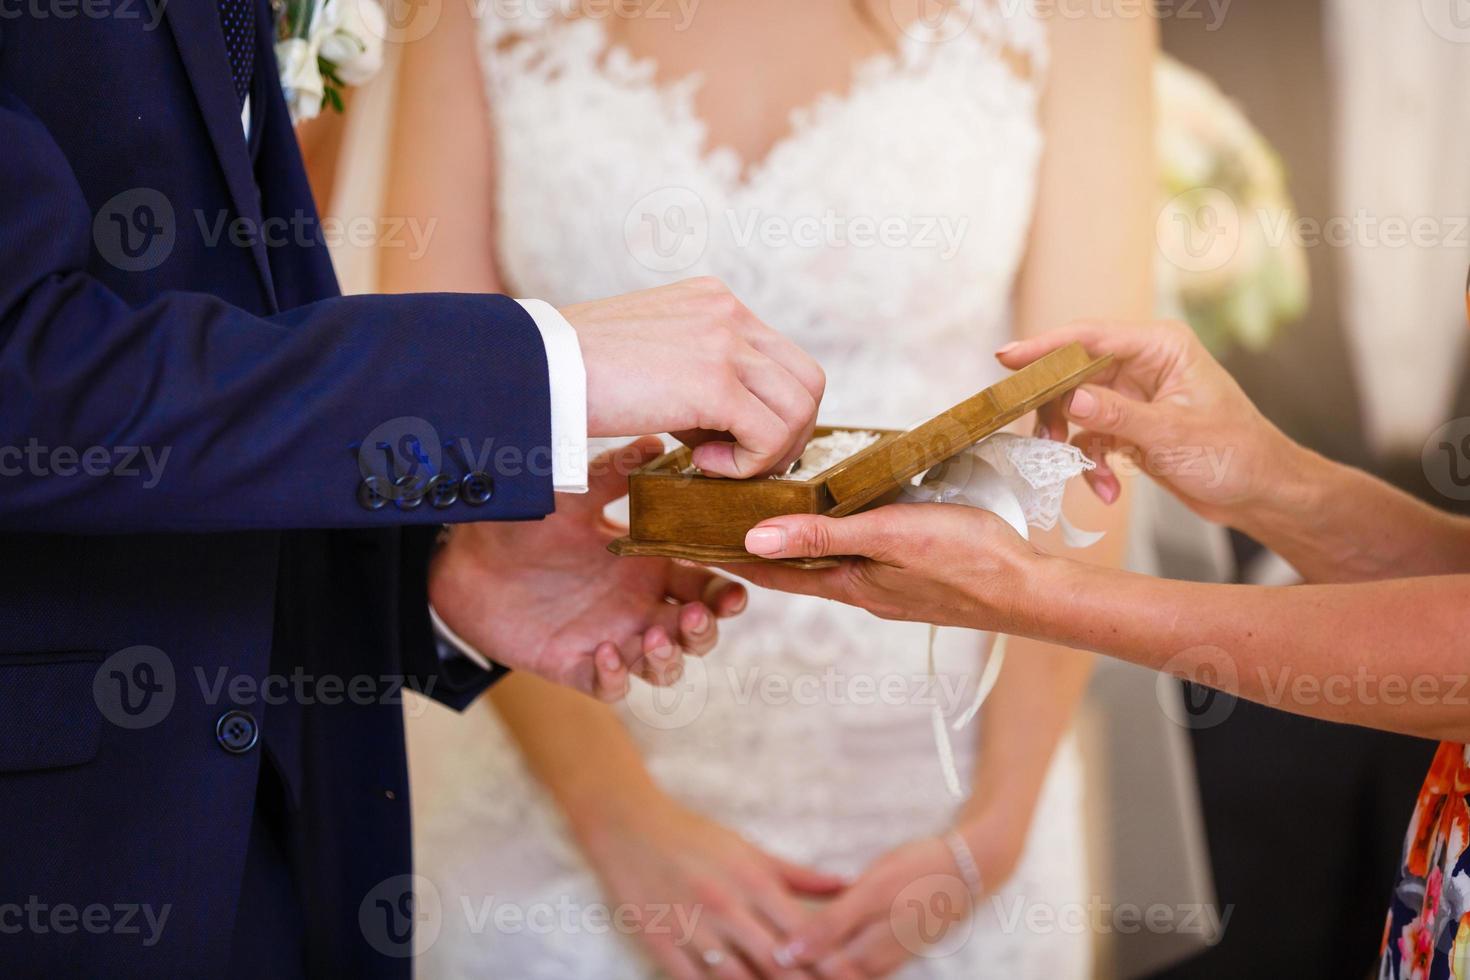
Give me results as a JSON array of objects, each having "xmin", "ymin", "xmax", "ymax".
[{"xmin": 0, "ymin": 5, "xmax": 552, "ymax": 976}]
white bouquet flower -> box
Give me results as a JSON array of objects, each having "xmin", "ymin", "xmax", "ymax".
[
  {"xmin": 273, "ymin": 0, "xmax": 387, "ymax": 125},
  {"xmin": 1154, "ymin": 55, "xmax": 1309, "ymax": 354}
]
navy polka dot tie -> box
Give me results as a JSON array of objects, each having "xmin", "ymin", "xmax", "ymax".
[{"xmin": 218, "ymin": 0, "xmax": 257, "ymax": 109}]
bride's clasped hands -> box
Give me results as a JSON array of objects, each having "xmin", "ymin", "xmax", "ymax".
[{"xmin": 567, "ymin": 786, "xmax": 1031, "ymax": 980}]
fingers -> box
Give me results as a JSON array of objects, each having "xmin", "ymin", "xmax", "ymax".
[
  {"xmin": 667, "ymin": 563, "xmax": 747, "ymax": 619},
  {"xmin": 718, "ymin": 905, "xmax": 809, "ymax": 980},
  {"xmin": 994, "ymin": 318, "xmax": 1155, "ymax": 371},
  {"xmin": 743, "ymin": 511, "xmax": 899, "ymax": 563},
  {"xmin": 738, "ymin": 354, "xmax": 820, "ymax": 475},
  {"xmin": 674, "ymin": 601, "xmax": 719, "ymax": 658},
  {"xmin": 692, "ymin": 384, "xmax": 802, "ymax": 480},
  {"xmin": 642, "ymin": 932, "xmax": 703, "ymax": 980},
  {"xmin": 1064, "ymin": 383, "xmax": 1167, "ymax": 450},
  {"xmin": 628, "ymin": 625, "xmax": 684, "ymax": 687},
  {"xmin": 820, "ymin": 921, "xmax": 905, "ymax": 979},
  {"xmin": 681, "ymin": 925, "xmax": 758, "ymax": 980},
  {"xmin": 592, "ymin": 641, "xmax": 631, "ymax": 703},
  {"xmin": 775, "ymin": 883, "xmax": 875, "ymax": 969},
  {"xmin": 737, "ymin": 316, "xmax": 827, "ymax": 407},
  {"xmin": 716, "ymin": 561, "xmax": 854, "ymax": 604},
  {"xmin": 770, "ymin": 855, "xmax": 849, "ymax": 899},
  {"xmin": 1070, "ymin": 430, "xmax": 1123, "ymax": 505}
]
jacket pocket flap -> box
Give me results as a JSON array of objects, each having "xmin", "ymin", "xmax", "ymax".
[{"xmin": 0, "ymin": 654, "xmax": 104, "ymax": 773}]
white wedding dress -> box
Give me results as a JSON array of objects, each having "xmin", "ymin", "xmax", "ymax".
[{"xmin": 408, "ymin": 5, "xmax": 1089, "ymax": 977}]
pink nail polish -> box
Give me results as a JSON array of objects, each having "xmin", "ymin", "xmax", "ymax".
[{"xmin": 745, "ymin": 526, "xmax": 785, "ymax": 555}]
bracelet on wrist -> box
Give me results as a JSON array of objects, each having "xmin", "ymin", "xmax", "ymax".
[{"xmin": 943, "ymin": 829, "xmax": 984, "ymax": 898}]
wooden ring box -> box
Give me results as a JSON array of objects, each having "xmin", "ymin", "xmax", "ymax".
[{"xmin": 608, "ymin": 342, "xmax": 1111, "ymax": 568}]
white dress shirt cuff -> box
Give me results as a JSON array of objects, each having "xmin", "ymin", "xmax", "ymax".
[
  {"xmin": 516, "ymin": 298, "xmax": 588, "ymax": 494},
  {"xmin": 430, "ymin": 602, "xmax": 493, "ymax": 670}
]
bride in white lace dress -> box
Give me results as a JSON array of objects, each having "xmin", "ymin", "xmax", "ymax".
[{"xmin": 383, "ymin": 2, "xmax": 1153, "ymax": 976}]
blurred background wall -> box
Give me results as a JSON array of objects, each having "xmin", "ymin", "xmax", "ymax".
[{"xmin": 1146, "ymin": 1, "xmax": 1469, "ymax": 977}]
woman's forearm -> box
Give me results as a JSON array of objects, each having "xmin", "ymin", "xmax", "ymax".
[
  {"xmin": 489, "ymin": 674, "xmax": 665, "ymax": 844},
  {"xmin": 1021, "ymin": 558, "xmax": 1470, "ymax": 742},
  {"xmin": 1236, "ymin": 444, "xmax": 1470, "ymax": 584}
]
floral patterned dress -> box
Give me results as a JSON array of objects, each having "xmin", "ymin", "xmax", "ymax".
[{"xmin": 1381, "ymin": 742, "xmax": 1470, "ymax": 979}]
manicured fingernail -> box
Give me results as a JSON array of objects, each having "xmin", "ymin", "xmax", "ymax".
[
  {"xmin": 599, "ymin": 648, "xmax": 620, "ymax": 670},
  {"xmin": 1098, "ymin": 480, "xmax": 1119, "ymax": 505},
  {"xmin": 689, "ymin": 607, "xmax": 710, "ymax": 632},
  {"xmin": 651, "ymin": 644, "xmax": 675, "ymax": 662},
  {"xmin": 995, "ymin": 341, "xmax": 1020, "ymax": 356},
  {"xmin": 1068, "ymin": 387, "xmax": 1097, "ymax": 419},
  {"xmin": 745, "ymin": 526, "xmax": 786, "ymax": 555},
  {"xmin": 728, "ymin": 591, "xmax": 748, "ymax": 614},
  {"xmin": 775, "ymin": 942, "xmax": 805, "ymax": 966}
]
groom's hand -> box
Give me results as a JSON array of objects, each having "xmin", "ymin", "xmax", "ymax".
[
  {"xmin": 429, "ymin": 438, "xmax": 747, "ymax": 700},
  {"xmin": 725, "ymin": 504, "xmax": 1044, "ymax": 633},
  {"xmin": 562, "ymin": 278, "xmax": 825, "ymax": 478}
]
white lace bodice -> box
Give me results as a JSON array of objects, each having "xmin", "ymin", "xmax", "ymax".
[
  {"xmin": 480, "ymin": 3, "xmax": 1047, "ymax": 424},
  {"xmin": 409, "ymin": 8, "xmax": 1089, "ymax": 978}
]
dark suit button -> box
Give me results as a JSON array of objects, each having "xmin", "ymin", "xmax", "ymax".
[
  {"xmin": 461, "ymin": 472, "xmax": 494, "ymax": 506},
  {"xmin": 216, "ymin": 710, "xmax": 259, "ymax": 755},
  {"xmin": 427, "ymin": 474, "xmax": 460, "ymax": 510},
  {"xmin": 393, "ymin": 474, "xmax": 426, "ymax": 511},
  {"xmin": 357, "ymin": 476, "xmax": 388, "ymax": 511}
]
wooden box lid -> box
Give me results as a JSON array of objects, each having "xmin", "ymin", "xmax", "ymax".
[
  {"xmin": 821, "ymin": 342, "xmax": 1109, "ymax": 517},
  {"xmin": 609, "ymin": 342, "xmax": 1110, "ymax": 565}
]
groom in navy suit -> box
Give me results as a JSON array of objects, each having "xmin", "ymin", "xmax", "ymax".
[{"xmin": 0, "ymin": 4, "xmax": 823, "ymax": 977}]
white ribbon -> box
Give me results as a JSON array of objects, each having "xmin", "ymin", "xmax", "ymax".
[{"xmin": 901, "ymin": 438, "xmax": 1100, "ymax": 799}]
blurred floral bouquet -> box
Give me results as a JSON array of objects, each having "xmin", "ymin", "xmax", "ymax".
[
  {"xmin": 274, "ymin": 0, "xmax": 387, "ymax": 124},
  {"xmin": 1154, "ymin": 55, "xmax": 1309, "ymax": 355}
]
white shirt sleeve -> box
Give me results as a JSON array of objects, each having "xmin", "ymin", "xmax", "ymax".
[
  {"xmin": 429, "ymin": 601, "xmax": 493, "ymax": 670},
  {"xmin": 516, "ymin": 298, "xmax": 589, "ymax": 494}
]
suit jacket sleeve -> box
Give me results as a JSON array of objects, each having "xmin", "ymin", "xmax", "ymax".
[{"xmin": 0, "ymin": 89, "xmax": 556, "ymax": 535}]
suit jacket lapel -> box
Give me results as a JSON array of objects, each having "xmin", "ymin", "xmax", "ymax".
[{"xmin": 164, "ymin": 0, "xmax": 278, "ymax": 308}]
